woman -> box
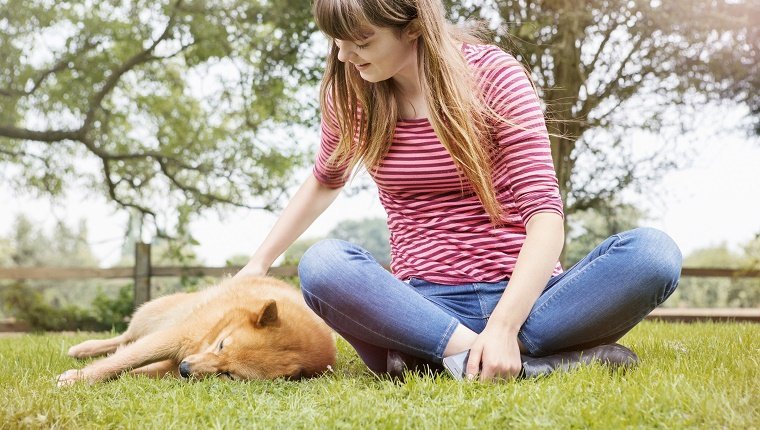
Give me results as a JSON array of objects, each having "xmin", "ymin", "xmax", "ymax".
[{"xmin": 234, "ymin": 0, "xmax": 682, "ymax": 381}]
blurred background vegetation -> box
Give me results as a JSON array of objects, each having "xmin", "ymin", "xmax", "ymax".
[
  {"xmin": 1, "ymin": 213, "xmax": 758, "ymax": 331},
  {"xmin": 1, "ymin": 0, "xmax": 758, "ymax": 330}
]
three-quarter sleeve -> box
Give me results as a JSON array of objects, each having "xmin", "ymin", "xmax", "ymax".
[
  {"xmin": 477, "ymin": 48, "xmax": 564, "ymax": 223},
  {"xmin": 313, "ymin": 91, "xmax": 351, "ymax": 188}
]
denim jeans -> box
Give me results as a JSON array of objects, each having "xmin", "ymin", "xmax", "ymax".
[{"xmin": 298, "ymin": 227, "xmax": 682, "ymax": 373}]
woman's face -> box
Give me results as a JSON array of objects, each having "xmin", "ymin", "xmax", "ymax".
[{"xmin": 334, "ymin": 24, "xmax": 419, "ymax": 84}]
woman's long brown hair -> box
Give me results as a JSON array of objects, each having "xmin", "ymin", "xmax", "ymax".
[{"xmin": 314, "ymin": 0, "xmax": 517, "ymax": 225}]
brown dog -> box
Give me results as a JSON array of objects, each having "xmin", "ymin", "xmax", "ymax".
[{"xmin": 57, "ymin": 276, "xmax": 336, "ymax": 386}]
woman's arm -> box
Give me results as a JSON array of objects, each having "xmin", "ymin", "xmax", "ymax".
[
  {"xmin": 465, "ymin": 211, "xmax": 564, "ymax": 380},
  {"xmin": 490, "ymin": 212, "xmax": 564, "ymax": 333},
  {"xmin": 234, "ymin": 174, "xmax": 343, "ymax": 278}
]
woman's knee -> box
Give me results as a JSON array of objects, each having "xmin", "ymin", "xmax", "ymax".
[
  {"xmin": 625, "ymin": 227, "xmax": 683, "ymax": 300},
  {"xmin": 299, "ymin": 239, "xmax": 348, "ymax": 292},
  {"xmin": 298, "ymin": 239, "xmax": 376, "ymax": 297}
]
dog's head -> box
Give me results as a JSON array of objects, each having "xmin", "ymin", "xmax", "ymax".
[{"xmin": 178, "ymin": 299, "xmax": 333, "ymax": 381}]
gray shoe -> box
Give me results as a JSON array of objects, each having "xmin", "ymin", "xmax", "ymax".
[{"xmin": 520, "ymin": 343, "xmax": 639, "ymax": 378}]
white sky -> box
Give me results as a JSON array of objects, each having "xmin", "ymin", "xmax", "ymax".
[{"xmin": 1, "ymin": 128, "xmax": 759, "ymax": 268}]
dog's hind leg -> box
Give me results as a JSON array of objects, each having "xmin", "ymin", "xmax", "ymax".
[
  {"xmin": 130, "ymin": 360, "xmax": 179, "ymax": 379},
  {"xmin": 68, "ymin": 333, "xmax": 131, "ymax": 359}
]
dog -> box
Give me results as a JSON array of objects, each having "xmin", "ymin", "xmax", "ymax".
[{"xmin": 57, "ymin": 276, "xmax": 336, "ymax": 386}]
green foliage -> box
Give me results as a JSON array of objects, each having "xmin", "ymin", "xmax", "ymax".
[
  {"xmin": 0, "ymin": 214, "xmax": 108, "ymax": 319},
  {"xmin": 224, "ymin": 254, "xmax": 251, "ymax": 267},
  {"xmin": 565, "ymin": 208, "xmax": 760, "ymax": 308},
  {"xmin": 0, "ymin": 282, "xmax": 134, "ymax": 332},
  {"xmin": 2, "ymin": 0, "xmax": 756, "ymax": 239},
  {"xmin": 667, "ymin": 277, "xmax": 760, "ymax": 309},
  {"xmin": 0, "ymin": 322, "xmax": 758, "ymax": 427},
  {"xmin": 2, "ymin": 215, "xmax": 99, "ymax": 268},
  {"xmin": 0, "ymin": 0, "xmax": 317, "ymax": 236},
  {"xmin": 663, "ymin": 241, "xmax": 760, "ymax": 308},
  {"xmin": 281, "ymin": 237, "xmax": 322, "ymax": 269},
  {"xmin": 90, "ymin": 285, "xmax": 135, "ymax": 332},
  {"xmin": 0, "ymin": 213, "xmax": 195, "ymax": 328}
]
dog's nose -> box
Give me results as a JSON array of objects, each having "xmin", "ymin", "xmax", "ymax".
[{"xmin": 179, "ymin": 361, "xmax": 191, "ymax": 378}]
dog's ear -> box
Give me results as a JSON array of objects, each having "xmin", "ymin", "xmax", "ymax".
[{"xmin": 253, "ymin": 299, "xmax": 278, "ymax": 327}]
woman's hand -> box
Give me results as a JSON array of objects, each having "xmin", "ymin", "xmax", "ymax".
[
  {"xmin": 232, "ymin": 260, "xmax": 268, "ymax": 280},
  {"xmin": 465, "ymin": 325, "xmax": 522, "ymax": 381}
]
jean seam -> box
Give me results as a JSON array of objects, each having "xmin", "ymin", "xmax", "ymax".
[
  {"xmin": 418, "ymin": 295, "xmax": 488, "ymax": 322},
  {"xmin": 517, "ymin": 330, "xmax": 539, "ymax": 356},
  {"xmin": 473, "ymin": 283, "xmax": 491, "ymax": 318},
  {"xmin": 302, "ymin": 287, "xmax": 444, "ymax": 359}
]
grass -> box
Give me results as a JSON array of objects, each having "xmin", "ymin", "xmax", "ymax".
[{"xmin": 0, "ymin": 321, "xmax": 757, "ymax": 429}]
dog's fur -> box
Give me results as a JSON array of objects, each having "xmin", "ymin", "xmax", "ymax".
[{"xmin": 57, "ymin": 276, "xmax": 336, "ymax": 386}]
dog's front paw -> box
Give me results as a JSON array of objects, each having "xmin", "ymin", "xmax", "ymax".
[{"xmin": 56, "ymin": 369, "xmax": 86, "ymax": 387}]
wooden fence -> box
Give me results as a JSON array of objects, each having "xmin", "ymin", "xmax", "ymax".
[{"xmin": 1, "ymin": 242, "xmax": 758, "ymax": 324}]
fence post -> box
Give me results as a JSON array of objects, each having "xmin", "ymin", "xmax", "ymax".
[{"xmin": 134, "ymin": 242, "xmax": 151, "ymax": 308}]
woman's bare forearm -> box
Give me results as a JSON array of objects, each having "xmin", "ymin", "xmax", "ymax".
[{"xmin": 489, "ymin": 212, "xmax": 565, "ymax": 333}]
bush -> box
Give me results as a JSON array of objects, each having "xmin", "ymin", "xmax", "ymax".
[
  {"xmin": 1, "ymin": 282, "xmax": 134, "ymax": 332},
  {"xmin": 663, "ymin": 277, "xmax": 760, "ymax": 308},
  {"xmin": 91, "ymin": 284, "xmax": 135, "ymax": 332}
]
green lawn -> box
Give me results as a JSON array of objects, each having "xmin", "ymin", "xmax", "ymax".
[{"xmin": 1, "ymin": 321, "xmax": 757, "ymax": 429}]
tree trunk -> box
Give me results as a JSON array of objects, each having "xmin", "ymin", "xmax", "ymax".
[{"xmin": 545, "ymin": 5, "xmax": 587, "ymax": 265}]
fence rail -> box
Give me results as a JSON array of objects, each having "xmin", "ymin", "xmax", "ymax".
[
  {"xmin": 1, "ymin": 243, "xmax": 758, "ymax": 324},
  {"xmin": 2, "ymin": 266, "xmax": 759, "ymax": 281}
]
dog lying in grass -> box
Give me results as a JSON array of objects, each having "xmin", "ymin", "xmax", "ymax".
[{"xmin": 57, "ymin": 276, "xmax": 336, "ymax": 386}]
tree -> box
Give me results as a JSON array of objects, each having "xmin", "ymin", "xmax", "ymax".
[
  {"xmin": 280, "ymin": 237, "xmax": 322, "ymax": 269},
  {"xmin": 0, "ymin": 214, "xmax": 110, "ymax": 322},
  {"xmin": 743, "ymin": 232, "xmax": 760, "ymax": 269},
  {"xmin": 2, "ymin": 215, "xmax": 99, "ymax": 268},
  {"xmin": 446, "ymin": 0, "xmax": 758, "ymax": 257},
  {"xmin": 3, "ymin": 0, "xmax": 756, "ymax": 248},
  {"xmin": 0, "ymin": 0, "xmax": 320, "ymax": 237}
]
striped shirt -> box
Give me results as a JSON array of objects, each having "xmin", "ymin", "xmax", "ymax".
[{"xmin": 314, "ymin": 43, "xmax": 564, "ymax": 284}]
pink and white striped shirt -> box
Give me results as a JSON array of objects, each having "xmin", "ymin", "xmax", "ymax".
[{"xmin": 314, "ymin": 43, "xmax": 564, "ymax": 284}]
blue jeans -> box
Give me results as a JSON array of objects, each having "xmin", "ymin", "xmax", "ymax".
[{"xmin": 298, "ymin": 227, "xmax": 682, "ymax": 373}]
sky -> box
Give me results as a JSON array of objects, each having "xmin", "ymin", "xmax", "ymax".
[{"xmin": 2, "ymin": 123, "xmax": 759, "ymax": 268}]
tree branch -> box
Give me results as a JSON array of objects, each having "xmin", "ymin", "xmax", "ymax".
[
  {"xmin": 101, "ymin": 156, "xmax": 158, "ymax": 219},
  {"xmin": 583, "ymin": 18, "xmax": 619, "ymax": 80},
  {"xmin": 0, "ymin": 125, "xmax": 83, "ymax": 142},
  {"xmin": 0, "ymin": 39, "xmax": 99, "ymax": 98},
  {"xmin": 580, "ymin": 34, "xmax": 645, "ymax": 119},
  {"xmin": 82, "ymin": 0, "xmax": 184, "ymax": 134},
  {"xmin": 156, "ymin": 158, "xmax": 260, "ymax": 209}
]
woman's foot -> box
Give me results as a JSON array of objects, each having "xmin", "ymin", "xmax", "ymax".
[
  {"xmin": 386, "ymin": 350, "xmax": 444, "ymax": 380},
  {"xmin": 520, "ymin": 343, "xmax": 639, "ymax": 378}
]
